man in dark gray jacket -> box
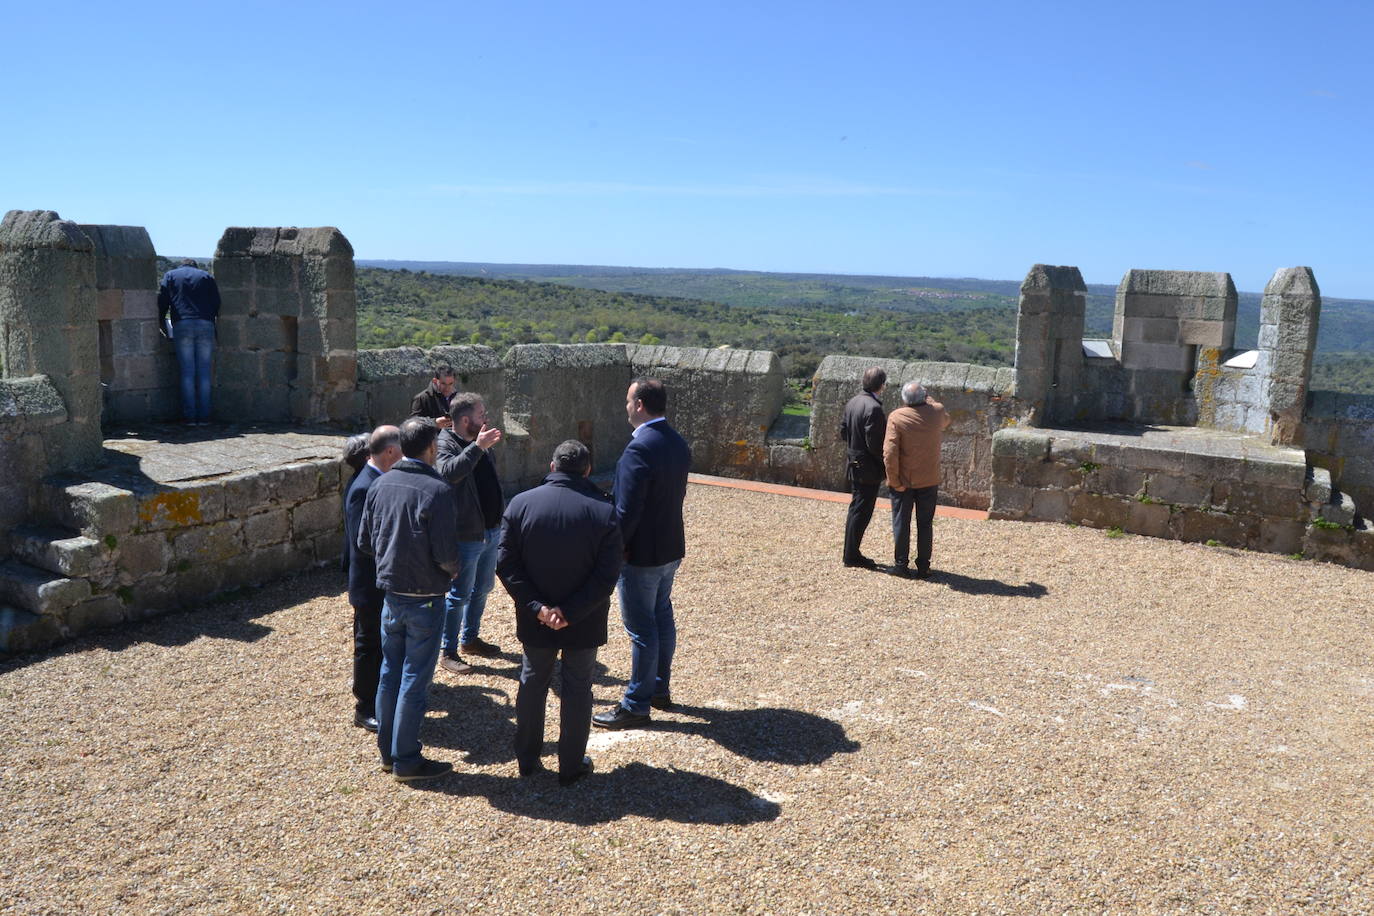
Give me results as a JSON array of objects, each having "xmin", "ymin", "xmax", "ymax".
[
  {"xmin": 498, "ymin": 441, "xmax": 623, "ymax": 786},
  {"xmin": 434, "ymin": 392, "xmax": 504, "ymax": 673},
  {"xmin": 357, "ymin": 416, "xmax": 461, "ymax": 783}
]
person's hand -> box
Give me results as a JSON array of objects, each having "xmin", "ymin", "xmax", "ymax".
[
  {"xmin": 436, "ymin": 416, "xmax": 453, "ymax": 430},
  {"xmin": 537, "ymin": 606, "xmax": 568, "ymax": 630},
  {"xmin": 476, "ymin": 424, "xmax": 503, "ymax": 450}
]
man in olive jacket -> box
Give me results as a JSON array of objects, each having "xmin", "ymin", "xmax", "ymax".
[
  {"xmin": 497, "ymin": 440, "xmax": 623, "ymax": 786},
  {"xmin": 839, "ymin": 366, "xmax": 888, "ymax": 569}
]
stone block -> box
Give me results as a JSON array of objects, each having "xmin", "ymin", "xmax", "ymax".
[
  {"xmin": 1126, "ymin": 500, "xmax": 1172, "ymax": 539},
  {"xmin": 210, "ymin": 256, "xmax": 253, "ymax": 291},
  {"xmin": 0, "ymin": 607, "xmax": 65, "ymax": 655},
  {"xmin": 123, "ymin": 289, "xmax": 158, "ymax": 320},
  {"xmin": 222, "ymin": 470, "xmax": 277, "ymax": 516},
  {"xmin": 246, "ymin": 315, "xmax": 294, "ymax": 351},
  {"xmin": 1178, "ymin": 319, "xmax": 1233, "ymax": 348},
  {"xmin": 243, "ymin": 508, "xmax": 291, "ymax": 546},
  {"xmin": 1240, "ymin": 455, "xmax": 1305, "ymax": 489},
  {"xmin": 1069, "ymin": 492, "xmax": 1130, "ymax": 530},
  {"xmin": 50, "ymin": 481, "xmax": 135, "ymax": 536},
  {"xmin": 0, "ymin": 559, "xmax": 92, "ymax": 615},
  {"xmin": 97, "ymin": 288, "xmax": 122, "ymax": 321},
  {"xmin": 64, "ymin": 595, "xmax": 127, "ymax": 634},
  {"xmin": 1145, "ymin": 473, "xmax": 1211, "ymax": 507},
  {"xmin": 1121, "ymin": 341, "xmax": 1192, "ymax": 372},
  {"xmin": 988, "ymin": 481, "xmax": 1034, "ymax": 519},
  {"xmin": 1018, "ymin": 458, "xmax": 1079, "ymax": 490},
  {"xmin": 278, "ymin": 463, "xmax": 323, "ymax": 504},
  {"xmin": 1174, "ymin": 509, "xmax": 1258, "ymax": 547},
  {"xmin": 1257, "ymin": 518, "xmax": 1306, "ymax": 555},
  {"xmin": 310, "ymin": 530, "xmax": 345, "ymax": 565},
  {"xmin": 135, "ymin": 486, "xmax": 218, "ymax": 532},
  {"xmin": 290, "ymin": 494, "xmax": 342, "ymax": 539},
  {"xmin": 172, "ymin": 519, "xmax": 245, "ymax": 564},
  {"xmin": 991, "ymin": 428, "xmax": 1050, "ymax": 460},
  {"xmin": 1028, "ymin": 488, "xmax": 1070, "ymax": 522},
  {"xmin": 1092, "ymin": 464, "xmax": 1147, "ymax": 499},
  {"xmin": 116, "ymin": 531, "xmax": 170, "ymax": 578}
]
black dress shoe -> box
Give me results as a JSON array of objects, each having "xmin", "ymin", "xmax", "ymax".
[
  {"xmin": 592, "ymin": 706, "xmax": 650, "ymax": 730},
  {"xmin": 518, "ymin": 760, "xmax": 546, "ymax": 778},
  {"xmin": 888, "ymin": 564, "xmax": 911, "ymax": 578},
  {"xmin": 353, "ymin": 712, "xmax": 379, "ymax": 732},
  {"xmin": 559, "ymin": 756, "xmax": 594, "ymax": 787},
  {"xmin": 914, "ymin": 565, "xmax": 932, "ymax": 580},
  {"xmin": 649, "ymin": 694, "xmax": 675, "ymax": 711},
  {"xmin": 843, "ymin": 555, "xmax": 879, "ymax": 570}
]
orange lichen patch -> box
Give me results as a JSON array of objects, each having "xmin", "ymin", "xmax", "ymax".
[
  {"xmin": 724, "ymin": 442, "xmax": 768, "ymax": 467},
  {"xmin": 688, "ymin": 473, "xmax": 989, "ymax": 520},
  {"xmin": 137, "ymin": 490, "xmax": 203, "ymax": 527}
]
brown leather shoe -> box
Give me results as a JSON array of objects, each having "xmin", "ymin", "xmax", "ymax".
[
  {"xmin": 439, "ymin": 651, "xmax": 473, "ymax": 674},
  {"xmin": 460, "ymin": 637, "xmax": 501, "ymax": 658}
]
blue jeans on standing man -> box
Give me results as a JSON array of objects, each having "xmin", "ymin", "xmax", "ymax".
[
  {"xmin": 375, "ymin": 593, "xmax": 444, "ymax": 773},
  {"xmin": 617, "ymin": 559, "xmax": 681, "ymax": 715},
  {"xmin": 443, "ymin": 526, "xmax": 500, "ymax": 651},
  {"xmin": 173, "ymin": 318, "xmax": 215, "ymax": 422}
]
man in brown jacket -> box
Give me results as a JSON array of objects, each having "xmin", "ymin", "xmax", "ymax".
[{"xmin": 883, "ymin": 381, "xmax": 951, "ymax": 579}]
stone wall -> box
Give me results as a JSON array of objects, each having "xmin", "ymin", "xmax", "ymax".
[
  {"xmin": 0, "ymin": 377, "xmax": 69, "ymax": 548},
  {"xmin": 772, "ymin": 355, "xmax": 1020, "ymax": 509},
  {"xmin": 0, "ymin": 211, "xmax": 103, "ymax": 470},
  {"xmin": 1305, "ymin": 390, "xmax": 1374, "ymax": 519},
  {"xmin": 212, "ymin": 227, "xmax": 360, "ymax": 425},
  {"xmin": 988, "ymin": 425, "xmax": 1372, "ymax": 569},
  {"xmin": 82, "ymin": 224, "xmax": 172, "ymax": 424}
]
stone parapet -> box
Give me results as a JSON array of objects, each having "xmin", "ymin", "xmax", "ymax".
[
  {"xmin": 1304, "ymin": 389, "xmax": 1374, "ymax": 522},
  {"xmin": 988, "ymin": 423, "xmax": 1340, "ymax": 558}
]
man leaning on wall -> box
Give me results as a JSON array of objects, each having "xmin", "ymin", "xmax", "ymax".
[
  {"xmin": 157, "ymin": 258, "xmax": 221, "ymax": 426},
  {"xmin": 883, "ymin": 381, "xmax": 950, "ymax": 579}
]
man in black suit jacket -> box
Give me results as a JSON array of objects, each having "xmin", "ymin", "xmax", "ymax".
[
  {"xmin": 839, "ymin": 366, "xmax": 888, "ymax": 570},
  {"xmin": 498, "ymin": 441, "xmax": 624, "ymax": 786},
  {"xmin": 593, "ymin": 378, "xmax": 692, "ymax": 730},
  {"xmin": 343, "ymin": 425, "xmax": 402, "ymax": 732}
]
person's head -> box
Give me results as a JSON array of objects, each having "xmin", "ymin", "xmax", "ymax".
[
  {"xmin": 179, "ymin": 258, "xmax": 200, "ymax": 269},
  {"xmin": 432, "ymin": 364, "xmax": 456, "ymax": 397},
  {"xmin": 862, "ymin": 367, "xmax": 887, "ymax": 394},
  {"xmin": 901, "ymin": 381, "xmax": 928, "ymax": 407},
  {"xmin": 399, "ymin": 416, "xmax": 439, "ymax": 463},
  {"xmin": 342, "ymin": 433, "xmax": 369, "ymax": 474},
  {"xmin": 550, "ymin": 439, "xmax": 592, "ymax": 477},
  {"xmin": 368, "ymin": 424, "xmax": 403, "ymax": 470},
  {"xmin": 626, "ymin": 377, "xmax": 667, "ymax": 428},
  {"xmin": 449, "ymin": 391, "xmax": 487, "ymax": 436}
]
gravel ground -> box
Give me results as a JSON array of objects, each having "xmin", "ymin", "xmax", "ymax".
[{"xmin": 2, "ymin": 483, "xmax": 1372, "ymax": 914}]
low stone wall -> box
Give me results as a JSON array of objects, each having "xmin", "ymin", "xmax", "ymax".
[
  {"xmin": 1305, "ymin": 389, "xmax": 1374, "ymax": 519},
  {"xmin": 0, "ymin": 377, "xmax": 69, "ymax": 548},
  {"xmin": 989, "ymin": 425, "xmax": 1374, "ymax": 568},
  {"xmin": 766, "ymin": 355, "xmax": 1019, "ymax": 510}
]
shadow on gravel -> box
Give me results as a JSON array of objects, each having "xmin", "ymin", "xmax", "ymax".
[
  {"xmin": 413, "ymin": 761, "xmax": 782, "ymax": 826},
  {"xmin": 654, "ymin": 705, "xmax": 860, "ymax": 764},
  {"xmin": 0, "ymin": 569, "xmax": 348, "ymax": 674},
  {"xmin": 931, "ymin": 571, "xmax": 1047, "ymax": 598},
  {"xmin": 425, "ymin": 681, "xmax": 517, "ymax": 765}
]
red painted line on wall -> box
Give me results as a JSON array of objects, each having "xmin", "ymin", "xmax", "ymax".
[{"xmin": 687, "ymin": 473, "xmax": 991, "ymax": 520}]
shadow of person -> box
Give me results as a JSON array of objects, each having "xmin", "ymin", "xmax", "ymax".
[
  {"xmin": 652, "ymin": 705, "xmax": 859, "ymax": 765},
  {"xmin": 423, "ymin": 681, "xmax": 517, "ymax": 765},
  {"xmin": 411, "ymin": 761, "xmax": 782, "ymax": 826},
  {"xmin": 931, "ymin": 571, "xmax": 1047, "ymax": 598}
]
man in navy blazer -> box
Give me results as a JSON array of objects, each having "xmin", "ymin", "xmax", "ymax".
[
  {"xmin": 593, "ymin": 378, "xmax": 692, "ymax": 729},
  {"xmin": 497, "ymin": 440, "xmax": 623, "ymax": 785},
  {"xmin": 342, "ymin": 425, "xmax": 402, "ymax": 732}
]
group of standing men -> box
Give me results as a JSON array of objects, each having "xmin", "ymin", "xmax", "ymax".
[
  {"xmin": 343, "ymin": 366, "xmax": 691, "ymax": 786},
  {"xmin": 841, "ymin": 366, "xmax": 951, "ymax": 579}
]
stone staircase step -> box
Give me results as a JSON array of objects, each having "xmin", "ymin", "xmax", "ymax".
[
  {"xmin": 0, "ymin": 606, "xmax": 64, "ymax": 655},
  {"xmin": 0, "ymin": 559, "xmax": 92, "ymax": 617},
  {"xmin": 40, "ymin": 478, "xmax": 135, "ymax": 538},
  {"xmin": 10, "ymin": 524, "xmax": 107, "ymax": 578}
]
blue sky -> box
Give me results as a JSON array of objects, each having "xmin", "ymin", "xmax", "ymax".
[{"xmin": 5, "ymin": 1, "xmax": 1371, "ymax": 297}]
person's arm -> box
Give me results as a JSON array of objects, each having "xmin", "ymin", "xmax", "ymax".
[
  {"xmin": 355, "ymin": 489, "xmax": 376, "ymax": 557},
  {"xmin": 555, "ymin": 517, "xmax": 624, "ymax": 625},
  {"xmin": 206, "ymin": 276, "xmax": 221, "ymax": 318},
  {"xmin": 434, "ymin": 433, "xmax": 485, "ymax": 483},
  {"xmin": 495, "ymin": 508, "xmax": 544, "ymax": 621},
  {"xmin": 614, "ymin": 441, "xmax": 651, "ymax": 545},
  {"xmin": 883, "ymin": 417, "xmax": 904, "ymax": 492},
  {"xmin": 429, "ymin": 490, "xmax": 462, "ymax": 577},
  {"xmin": 863, "ymin": 403, "xmax": 886, "ymax": 461},
  {"xmin": 157, "ymin": 277, "xmax": 172, "ymax": 334}
]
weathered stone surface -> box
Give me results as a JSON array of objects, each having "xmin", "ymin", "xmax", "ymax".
[
  {"xmin": 50, "ymin": 481, "xmax": 136, "ymax": 535},
  {"xmin": 0, "ymin": 607, "xmax": 65, "ymax": 655},
  {"xmin": 64, "ymin": 595, "xmax": 127, "ymax": 634},
  {"xmin": 1069, "ymin": 492, "xmax": 1130, "ymax": 530},
  {"xmin": 0, "ymin": 560, "xmax": 92, "ymax": 615},
  {"xmin": 172, "ymin": 520, "xmax": 245, "ymax": 564},
  {"xmin": 243, "ymin": 509, "xmax": 290, "ymax": 546},
  {"xmin": 1126, "ymin": 500, "xmax": 1172, "ymax": 539},
  {"xmin": 116, "ymin": 531, "xmax": 170, "ymax": 579},
  {"xmin": 10, "ymin": 525, "xmax": 106, "ymax": 578},
  {"xmin": 290, "ymin": 495, "xmax": 342, "ymax": 539},
  {"xmin": 0, "ymin": 210, "xmax": 93, "ymax": 251},
  {"xmin": 1028, "ymin": 488, "xmax": 1070, "ymax": 521}
]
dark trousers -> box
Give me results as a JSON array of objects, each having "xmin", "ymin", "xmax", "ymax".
[
  {"xmin": 844, "ymin": 480, "xmax": 880, "ymax": 562},
  {"xmin": 891, "ymin": 485, "xmax": 939, "ymax": 570},
  {"xmin": 515, "ymin": 645, "xmax": 597, "ymax": 776},
  {"xmin": 352, "ymin": 601, "xmax": 383, "ymax": 717}
]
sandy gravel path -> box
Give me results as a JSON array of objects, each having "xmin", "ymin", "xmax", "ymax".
[{"xmin": 2, "ymin": 483, "xmax": 1372, "ymax": 914}]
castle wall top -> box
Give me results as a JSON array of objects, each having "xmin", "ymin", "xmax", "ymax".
[
  {"xmin": 0, "ymin": 210, "xmax": 92, "ymax": 252},
  {"xmin": 215, "ymin": 226, "xmax": 353, "ymax": 259}
]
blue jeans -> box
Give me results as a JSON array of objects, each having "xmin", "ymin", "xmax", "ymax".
[
  {"xmin": 443, "ymin": 527, "xmax": 500, "ymax": 650},
  {"xmin": 618, "ymin": 559, "xmax": 681, "ymax": 715},
  {"xmin": 173, "ymin": 319, "xmax": 215, "ymax": 421},
  {"xmin": 375, "ymin": 593, "xmax": 444, "ymax": 772}
]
